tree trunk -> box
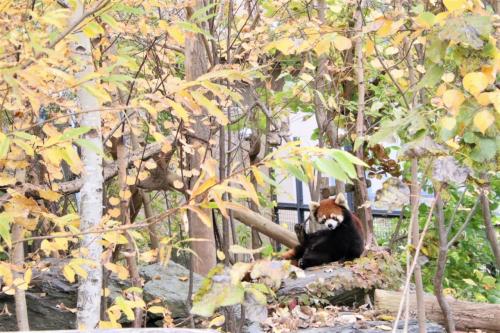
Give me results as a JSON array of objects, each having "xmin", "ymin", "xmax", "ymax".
[
  {"xmin": 409, "ymin": 159, "xmax": 426, "ymax": 333},
  {"xmin": 479, "ymin": 185, "xmax": 500, "ymax": 268},
  {"xmin": 353, "ymin": 2, "xmax": 374, "ymax": 247},
  {"xmin": 185, "ymin": 0, "xmax": 216, "ymax": 275},
  {"xmin": 12, "ymin": 224, "xmax": 29, "ymax": 331},
  {"xmin": 116, "ymin": 138, "xmax": 144, "ymax": 327},
  {"xmin": 375, "ymin": 289, "xmax": 500, "ymax": 332},
  {"xmin": 434, "ymin": 194, "xmax": 455, "ymax": 332},
  {"xmin": 72, "ymin": 1, "xmax": 104, "ymax": 328}
]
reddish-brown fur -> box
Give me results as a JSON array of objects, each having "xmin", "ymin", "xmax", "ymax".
[{"xmin": 281, "ymin": 197, "xmax": 365, "ymax": 266}]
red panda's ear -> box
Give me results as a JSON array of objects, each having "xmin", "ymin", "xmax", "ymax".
[
  {"xmin": 309, "ymin": 201, "xmax": 320, "ymax": 222},
  {"xmin": 334, "ymin": 193, "xmax": 349, "ymax": 210}
]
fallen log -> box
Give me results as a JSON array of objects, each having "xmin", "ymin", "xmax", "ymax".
[
  {"xmin": 278, "ymin": 251, "xmax": 402, "ymax": 306},
  {"xmin": 374, "ymin": 289, "xmax": 500, "ymax": 332},
  {"xmin": 231, "ymin": 208, "xmax": 299, "ymax": 248}
]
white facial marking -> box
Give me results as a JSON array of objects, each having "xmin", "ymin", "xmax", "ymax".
[
  {"xmin": 336, "ymin": 215, "xmax": 344, "ymax": 222},
  {"xmin": 325, "ymin": 219, "xmax": 339, "ymax": 230}
]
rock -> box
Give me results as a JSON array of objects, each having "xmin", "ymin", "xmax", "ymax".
[
  {"xmin": 0, "ymin": 260, "xmax": 202, "ymax": 331},
  {"xmin": 141, "ymin": 261, "xmax": 203, "ymax": 318},
  {"xmin": 0, "ymin": 259, "xmax": 77, "ymax": 331}
]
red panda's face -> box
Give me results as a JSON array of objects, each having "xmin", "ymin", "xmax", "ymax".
[{"xmin": 309, "ymin": 194, "xmax": 349, "ymax": 230}]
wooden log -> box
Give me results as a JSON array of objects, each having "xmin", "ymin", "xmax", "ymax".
[
  {"xmin": 374, "ymin": 289, "xmax": 500, "ymax": 332},
  {"xmin": 231, "ymin": 208, "xmax": 299, "ymax": 248}
]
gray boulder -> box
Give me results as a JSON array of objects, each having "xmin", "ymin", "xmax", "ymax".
[
  {"xmin": 141, "ymin": 261, "xmax": 202, "ymax": 318},
  {"xmin": 0, "ymin": 260, "xmax": 202, "ymax": 331}
]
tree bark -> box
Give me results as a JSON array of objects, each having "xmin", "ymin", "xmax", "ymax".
[
  {"xmin": 409, "ymin": 159, "xmax": 426, "ymax": 333},
  {"xmin": 479, "ymin": 185, "xmax": 500, "ymax": 268},
  {"xmin": 375, "ymin": 289, "xmax": 500, "ymax": 332},
  {"xmin": 434, "ymin": 194, "xmax": 455, "ymax": 333},
  {"xmin": 72, "ymin": 1, "xmax": 104, "ymax": 328},
  {"xmin": 185, "ymin": 0, "xmax": 216, "ymax": 275},
  {"xmin": 12, "ymin": 224, "xmax": 29, "ymax": 331},
  {"xmin": 116, "ymin": 138, "xmax": 143, "ymax": 327},
  {"xmin": 231, "ymin": 208, "xmax": 298, "ymax": 248},
  {"xmin": 353, "ymin": 2, "xmax": 374, "ymax": 247}
]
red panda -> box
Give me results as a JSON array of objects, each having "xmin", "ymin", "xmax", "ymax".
[{"xmin": 282, "ymin": 194, "xmax": 365, "ymax": 269}]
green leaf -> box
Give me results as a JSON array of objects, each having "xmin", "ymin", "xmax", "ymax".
[
  {"xmin": 0, "ymin": 212, "xmax": 12, "ymax": 247},
  {"xmin": 61, "ymin": 127, "xmax": 91, "ymax": 140},
  {"xmin": 470, "ymin": 138, "xmax": 496, "ymax": 162},
  {"xmin": 283, "ymin": 162, "xmax": 308, "ymax": 182},
  {"xmin": 331, "ymin": 149, "xmax": 369, "ymax": 167},
  {"xmin": 116, "ymin": 296, "xmax": 135, "ymax": 321},
  {"xmin": 13, "ymin": 131, "xmax": 37, "ymax": 142},
  {"xmin": 82, "ymin": 21, "xmax": 105, "ymax": 38},
  {"xmin": 177, "ymin": 21, "xmax": 213, "ymax": 40},
  {"xmin": 100, "ymin": 13, "xmax": 119, "ymax": 30},
  {"xmin": 313, "ymin": 158, "xmax": 349, "ymax": 182},
  {"xmin": 75, "ymin": 139, "xmax": 105, "ymax": 157},
  {"xmin": 414, "ymin": 64, "xmax": 444, "ymax": 90},
  {"xmin": 189, "ymin": 2, "xmax": 218, "ymax": 23},
  {"xmin": 0, "ymin": 133, "xmax": 10, "ymax": 159}
]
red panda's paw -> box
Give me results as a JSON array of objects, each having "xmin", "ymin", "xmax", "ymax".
[{"xmin": 281, "ymin": 248, "xmax": 296, "ymax": 260}]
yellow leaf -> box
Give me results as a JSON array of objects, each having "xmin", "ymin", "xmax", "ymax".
[
  {"xmin": 440, "ymin": 116, "xmax": 456, "ymax": 130},
  {"xmin": 209, "ymin": 315, "xmax": 225, "ymax": 327},
  {"xmin": 365, "ymin": 39, "xmax": 375, "ymax": 56},
  {"xmin": 173, "ymin": 180, "xmax": 184, "ymax": 189},
  {"xmin": 442, "ymin": 89, "xmax": 465, "ymax": 111},
  {"xmin": 13, "ymin": 277, "xmax": 28, "ymax": 291},
  {"xmin": 148, "ymin": 306, "xmax": 167, "ymax": 314},
  {"xmin": 186, "ymin": 206, "xmax": 212, "ymax": 227},
  {"xmin": 463, "ymin": 72, "xmax": 489, "ymax": 96},
  {"xmin": 38, "ymin": 189, "xmax": 62, "ymax": 202},
  {"xmin": 237, "ymin": 175, "xmax": 259, "ymax": 206},
  {"xmin": 105, "ymin": 263, "xmax": 130, "ymax": 280},
  {"xmin": 441, "ymin": 72, "xmax": 455, "ymax": 83},
  {"xmin": 445, "ymin": 139, "xmax": 460, "ymax": 150},
  {"xmin": 0, "ymin": 263, "xmax": 13, "ymax": 286},
  {"xmin": 165, "ymin": 99, "xmax": 189, "ymax": 122},
  {"xmin": 70, "ymin": 262, "xmax": 88, "ymax": 279},
  {"xmin": 481, "ymin": 65, "xmax": 496, "ymax": 84},
  {"xmin": 212, "ymin": 192, "xmax": 228, "ymax": 219},
  {"xmin": 216, "ymin": 250, "xmax": 226, "ymax": 261},
  {"xmin": 377, "ymin": 19, "xmax": 393, "ymax": 37},
  {"xmin": 251, "ymin": 166, "xmax": 264, "ymax": 186},
  {"xmin": 63, "ymin": 265, "xmax": 76, "ymax": 283},
  {"xmin": 190, "ymin": 91, "xmax": 228, "ymax": 125},
  {"xmin": 0, "ymin": 132, "xmax": 11, "ymax": 159},
  {"xmin": 82, "ymin": 83, "xmax": 111, "ymax": 103},
  {"xmin": 165, "ymin": 24, "xmax": 185, "ymax": 45},
  {"xmin": 191, "ymin": 176, "xmax": 217, "ymax": 199},
  {"xmin": 109, "ymin": 197, "xmax": 120, "ymax": 206},
  {"xmin": 443, "ymin": 0, "xmax": 467, "ymax": 11},
  {"xmin": 333, "ymin": 35, "xmax": 352, "ymax": 51},
  {"xmin": 436, "ymin": 83, "xmax": 447, "ymax": 97},
  {"xmin": 0, "ymin": 175, "xmax": 15, "ymax": 186},
  {"xmin": 313, "ymin": 38, "xmax": 331, "ymax": 56},
  {"xmin": 473, "ymin": 110, "xmax": 495, "ymax": 134},
  {"xmin": 274, "ymin": 38, "xmax": 295, "ymax": 55},
  {"xmin": 139, "ymin": 101, "xmax": 158, "ymax": 119},
  {"xmin": 108, "ymin": 208, "xmax": 121, "ymax": 218},
  {"xmin": 24, "ymin": 269, "xmax": 32, "ymax": 285}
]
